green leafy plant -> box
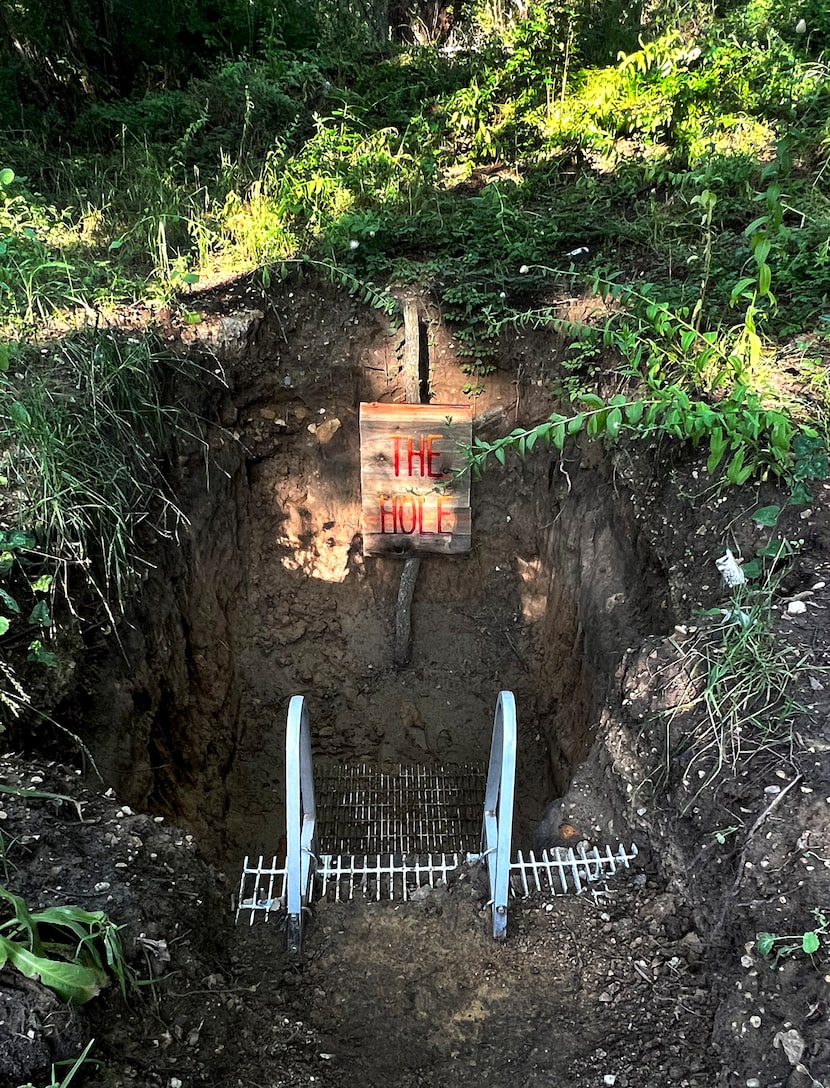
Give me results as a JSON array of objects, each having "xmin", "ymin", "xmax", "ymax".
[
  {"xmin": 0, "ymin": 885, "xmax": 133, "ymax": 1003},
  {"xmin": 756, "ymin": 908, "xmax": 829, "ymax": 967}
]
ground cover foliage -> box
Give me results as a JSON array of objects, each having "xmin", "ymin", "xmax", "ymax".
[
  {"xmin": 8, "ymin": 0, "xmax": 830, "ymax": 610},
  {"xmin": 3, "ymin": 0, "xmax": 830, "ymax": 1081}
]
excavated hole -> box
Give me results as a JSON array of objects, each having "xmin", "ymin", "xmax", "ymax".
[{"xmin": 63, "ymin": 291, "xmax": 672, "ymax": 869}]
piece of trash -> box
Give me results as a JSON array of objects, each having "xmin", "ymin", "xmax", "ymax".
[
  {"xmin": 715, "ymin": 549, "xmax": 745, "ymax": 587},
  {"xmin": 565, "ymin": 246, "xmax": 590, "ymax": 261}
]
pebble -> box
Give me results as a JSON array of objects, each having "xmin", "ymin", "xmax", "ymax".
[{"xmin": 787, "ymin": 600, "xmax": 807, "ymax": 615}]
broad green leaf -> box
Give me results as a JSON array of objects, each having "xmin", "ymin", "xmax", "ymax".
[
  {"xmin": 0, "ymin": 587, "xmax": 19, "ymax": 612},
  {"xmin": 579, "ymin": 393, "xmax": 605, "ymax": 410},
  {"xmin": 606, "ymin": 407, "xmax": 623, "ymax": 440},
  {"xmin": 751, "ymin": 505, "xmax": 781, "ymax": 527},
  {"xmin": 494, "ymin": 446, "xmax": 506, "ymax": 466},
  {"xmin": 802, "ymin": 931, "xmax": 820, "ymax": 954},
  {"xmin": 756, "ymin": 932, "xmax": 776, "ymax": 957},
  {"xmin": 567, "ymin": 414, "xmax": 584, "ymax": 435},
  {"xmin": 108, "ymin": 237, "xmax": 124, "ymax": 250},
  {"xmin": 28, "ymin": 600, "xmax": 51, "ymax": 626},
  {"xmin": 33, "ymin": 905, "xmax": 106, "ymax": 929},
  {"xmin": 758, "ymin": 537, "xmax": 795, "ymax": 558},
  {"xmin": 726, "ymin": 447, "xmax": 747, "ymax": 485},
  {"xmin": 757, "ymin": 262, "xmax": 772, "ymax": 297},
  {"xmin": 790, "ymin": 480, "xmax": 812, "ymax": 505},
  {"xmin": 0, "ymin": 935, "xmax": 105, "ymax": 1004},
  {"xmin": 625, "ymin": 401, "xmax": 644, "ymax": 424},
  {"xmin": 31, "ymin": 575, "xmax": 52, "ymax": 592},
  {"xmin": 741, "ymin": 559, "xmax": 762, "ymax": 579},
  {"xmin": 730, "ymin": 277, "xmax": 756, "ymax": 305},
  {"xmin": 0, "ymin": 617, "xmax": 8, "ymax": 636},
  {"xmin": 551, "ymin": 422, "xmax": 565, "ymax": 450},
  {"xmin": 0, "ymin": 168, "xmax": 14, "ymax": 187},
  {"xmin": 752, "ymin": 236, "xmax": 772, "ymax": 265}
]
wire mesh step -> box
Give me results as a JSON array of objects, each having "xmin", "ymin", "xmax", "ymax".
[
  {"xmin": 235, "ymin": 842, "xmax": 639, "ymax": 924},
  {"xmin": 510, "ymin": 844, "xmax": 639, "ymax": 896},
  {"xmin": 314, "ymin": 762, "xmax": 485, "ymax": 855}
]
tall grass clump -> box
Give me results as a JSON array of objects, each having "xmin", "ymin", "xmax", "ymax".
[{"xmin": 0, "ymin": 330, "xmax": 198, "ymax": 610}]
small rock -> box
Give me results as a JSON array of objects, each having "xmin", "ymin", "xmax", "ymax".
[
  {"xmin": 315, "ymin": 418, "xmax": 342, "ymax": 445},
  {"xmin": 774, "ymin": 1027, "xmax": 806, "ymax": 1067},
  {"xmin": 787, "ymin": 600, "xmax": 808, "ymax": 615}
]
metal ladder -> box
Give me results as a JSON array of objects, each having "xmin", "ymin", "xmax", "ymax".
[{"xmin": 236, "ymin": 692, "xmax": 638, "ymax": 952}]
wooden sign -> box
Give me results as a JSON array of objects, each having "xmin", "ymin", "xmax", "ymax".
[{"xmin": 359, "ymin": 402, "xmax": 472, "ymax": 556}]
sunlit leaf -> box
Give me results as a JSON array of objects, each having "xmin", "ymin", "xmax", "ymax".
[
  {"xmin": 0, "ymin": 936, "xmax": 105, "ymax": 1004},
  {"xmin": 606, "ymin": 407, "xmax": 623, "ymax": 440}
]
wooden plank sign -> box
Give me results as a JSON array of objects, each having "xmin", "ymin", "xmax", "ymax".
[{"xmin": 360, "ymin": 402, "xmax": 473, "ymax": 556}]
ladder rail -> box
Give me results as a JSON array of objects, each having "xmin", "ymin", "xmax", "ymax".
[
  {"xmin": 481, "ymin": 690, "xmax": 517, "ymax": 939},
  {"xmin": 285, "ymin": 694, "xmax": 317, "ymax": 953}
]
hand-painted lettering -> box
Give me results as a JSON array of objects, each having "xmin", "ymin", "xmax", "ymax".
[
  {"xmin": 377, "ymin": 493, "xmax": 452, "ymax": 535},
  {"xmin": 389, "ymin": 433, "xmax": 447, "ymax": 478}
]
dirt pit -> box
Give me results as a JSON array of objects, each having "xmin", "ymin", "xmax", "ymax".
[
  {"xmin": 63, "ymin": 280, "xmax": 670, "ymax": 868},
  {"xmin": 4, "ymin": 277, "xmax": 830, "ymax": 1088}
]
